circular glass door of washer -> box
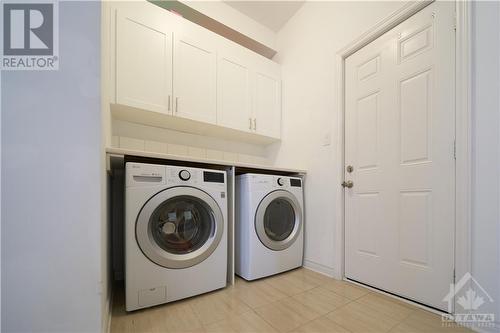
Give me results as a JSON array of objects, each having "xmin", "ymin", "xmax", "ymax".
[
  {"xmin": 149, "ymin": 196, "xmax": 214, "ymax": 254},
  {"xmin": 136, "ymin": 187, "xmax": 224, "ymax": 269}
]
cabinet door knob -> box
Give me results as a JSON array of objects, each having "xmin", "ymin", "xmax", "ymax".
[
  {"xmin": 253, "ymin": 118, "xmax": 257, "ymax": 131},
  {"xmin": 175, "ymin": 97, "xmax": 179, "ymax": 113},
  {"xmin": 249, "ymin": 118, "xmax": 252, "ymax": 130}
]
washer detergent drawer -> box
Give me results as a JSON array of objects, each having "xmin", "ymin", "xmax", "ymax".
[{"xmin": 138, "ymin": 286, "xmax": 166, "ymax": 307}]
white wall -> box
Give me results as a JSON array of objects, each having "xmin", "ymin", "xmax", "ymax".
[
  {"xmin": 0, "ymin": 65, "xmax": 2, "ymax": 333},
  {"xmin": 1, "ymin": 2, "xmax": 103, "ymax": 332},
  {"xmin": 269, "ymin": 1, "xmax": 404, "ymax": 276},
  {"xmin": 471, "ymin": 1, "xmax": 500, "ymax": 328},
  {"xmin": 112, "ymin": 120, "xmax": 269, "ymax": 164},
  {"xmin": 181, "ymin": 0, "xmax": 277, "ymax": 50},
  {"xmin": 273, "ymin": 1, "xmax": 500, "ymax": 327}
]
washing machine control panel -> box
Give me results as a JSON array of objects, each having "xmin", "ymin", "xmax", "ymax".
[
  {"xmin": 178, "ymin": 169, "xmax": 191, "ymax": 181},
  {"xmin": 126, "ymin": 163, "xmax": 227, "ymax": 193},
  {"xmin": 277, "ymin": 177, "xmax": 285, "ymax": 186},
  {"xmin": 166, "ymin": 166, "xmax": 226, "ymax": 189}
]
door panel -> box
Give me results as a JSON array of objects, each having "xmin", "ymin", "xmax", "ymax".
[
  {"xmin": 400, "ymin": 69, "xmax": 432, "ymax": 164},
  {"xmin": 173, "ymin": 33, "xmax": 217, "ymax": 124},
  {"xmin": 356, "ymin": 193, "xmax": 380, "ymax": 257},
  {"xmin": 254, "ymin": 73, "xmax": 281, "ymax": 138},
  {"xmin": 345, "ymin": 2, "xmax": 455, "ymax": 311},
  {"xmin": 356, "ymin": 92, "xmax": 379, "ymax": 169},
  {"xmin": 217, "ymin": 55, "xmax": 252, "ymax": 132},
  {"xmin": 116, "ymin": 8, "xmax": 172, "ymax": 113},
  {"xmin": 399, "ymin": 190, "xmax": 432, "ymax": 267}
]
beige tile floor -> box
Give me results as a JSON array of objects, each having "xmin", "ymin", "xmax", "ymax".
[{"xmin": 111, "ymin": 268, "xmax": 472, "ymax": 333}]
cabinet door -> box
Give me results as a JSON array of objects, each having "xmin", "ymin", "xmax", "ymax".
[
  {"xmin": 217, "ymin": 55, "xmax": 252, "ymax": 132},
  {"xmin": 115, "ymin": 8, "xmax": 173, "ymax": 114},
  {"xmin": 173, "ymin": 32, "xmax": 217, "ymax": 124},
  {"xmin": 253, "ymin": 72, "xmax": 281, "ymax": 138}
]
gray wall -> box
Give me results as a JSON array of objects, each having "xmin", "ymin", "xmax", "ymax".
[
  {"xmin": 471, "ymin": 1, "xmax": 500, "ymax": 327},
  {"xmin": 1, "ymin": 2, "xmax": 103, "ymax": 332}
]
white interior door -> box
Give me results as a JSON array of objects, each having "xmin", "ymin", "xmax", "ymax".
[
  {"xmin": 115, "ymin": 7, "xmax": 173, "ymax": 114},
  {"xmin": 173, "ymin": 32, "xmax": 217, "ymax": 124},
  {"xmin": 344, "ymin": 2, "xmax": 455, "ymax": 312}
]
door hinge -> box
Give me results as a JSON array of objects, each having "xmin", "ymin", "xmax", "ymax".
[
  {"xmin": 453, "ymin": 269, "xmax": 456, "ymax": 284},
  {"xmin": 454, "ymin": 12, "xmax": 457, "ymax": 31},
  {"xmin": 453, "ymin": 140, "xmax": 456, "ymax": 160}
]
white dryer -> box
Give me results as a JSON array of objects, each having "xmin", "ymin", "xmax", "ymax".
[
  {"xmin": 125, "ymin": 162, "xmax": 227, "ymax": 311},
  {"xmin": 235, "ymin": 173, "xmax": 304, "ymax": 281}
]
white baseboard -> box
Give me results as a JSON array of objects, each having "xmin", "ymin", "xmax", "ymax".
[
  {"xmin": 102, "ymin": 289, "xmax": 113, "ymax": 333},
  {"xmin": 303, "ymin": 260, "xmax": 336, "ymax": 278}
]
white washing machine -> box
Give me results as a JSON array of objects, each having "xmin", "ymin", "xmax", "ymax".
[
  {"xmin": 235, "ymin": 173, "xmax": 304, "ymax": 281},
  {"xmin": 125, "ymin": 162, "xmax": 227, "ymax": 311}
]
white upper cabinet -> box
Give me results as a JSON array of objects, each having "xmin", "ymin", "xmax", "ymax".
[
  {"xmin": 253, "ymin": 71, "xmax": 281, "ymax": 138},
  {"xmin": 173, "ymin": 27, "xmax": 217, "ymax": 124},
  {"xmin": 115, "ymin": 5, "xmax": 173, "ymax": 114},
  {"xmin": 216, "ymin": 44, "xmax": 252, "ymax": 132},
  {"xmin": 110, "ymin": 1, "xmax": 281, "ymax": 143},
  {"xmin": 216, "ymin": 40, "xmax": 281, "ymax": 138}
]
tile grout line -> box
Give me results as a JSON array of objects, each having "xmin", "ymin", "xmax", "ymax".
[
  {"xmin": 112, "ymin": 269, "xmax": 451, "ymax": 333},
  {"xmin": 249, "ymin": 272, "xmax": 369, "ymax": 333},
  {"xmin": 287, "ymin": 281, "xmax": 385, "ymax": 333},
  {"xmin": 251, "ymin": 280, "xmax": 348, "ymax": 332}
]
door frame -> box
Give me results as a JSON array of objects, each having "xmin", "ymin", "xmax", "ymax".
[{"xmin": 334, "ymin": 0, "xmax": 471, "ymax": 317}]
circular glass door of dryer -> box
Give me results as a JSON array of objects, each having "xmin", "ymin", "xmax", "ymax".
[
  {"xmin": 255, "ymin": 190, "xmax": 302, "ymax": 251},
  {"xmin": 136, "ymin": 187, "xmax": 224, "ymax": 269}
]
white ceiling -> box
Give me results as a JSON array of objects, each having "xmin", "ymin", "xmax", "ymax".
[{"xmin": 224, "ymin": 1, "xmax": 305, "ymax": 32}]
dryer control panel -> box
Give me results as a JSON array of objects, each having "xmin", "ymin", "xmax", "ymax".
[{"xmin": 273, "ymin": 176, "xmax": 302, "ymax": 188}]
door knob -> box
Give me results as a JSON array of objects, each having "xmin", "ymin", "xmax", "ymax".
[{"xmin": 342, "ymin": 180, "xmax": 354, "ymax": 188}]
